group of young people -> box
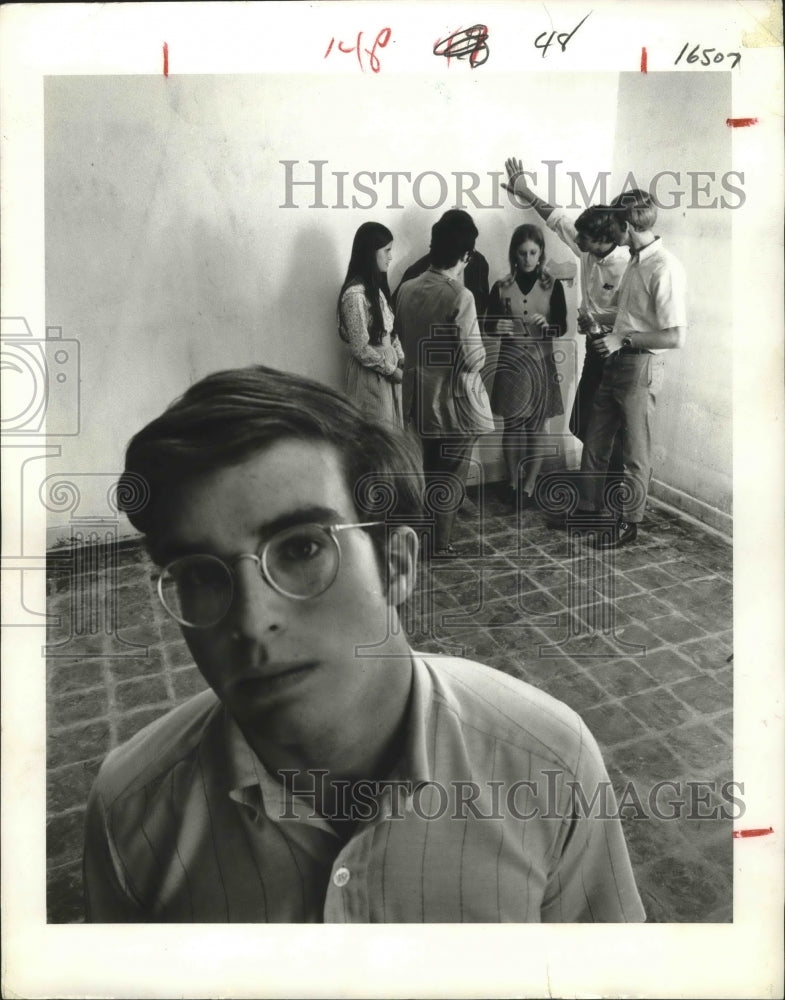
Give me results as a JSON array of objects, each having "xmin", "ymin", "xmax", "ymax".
[{"xmin": 337, "ymin": 156, "xmax": 687, "ymax": 551}]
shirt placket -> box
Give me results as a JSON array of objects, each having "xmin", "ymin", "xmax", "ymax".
[
  {"xmin": 592, "ymin": 257, "xmax": 615, "ymax": 311},
  {"xmin": 322, "ymin": 823, "xmax": 373, "ymax": 922},
  {"xmin": 614, "ymin": 260, "xmax": 636, "ymax": 331}
]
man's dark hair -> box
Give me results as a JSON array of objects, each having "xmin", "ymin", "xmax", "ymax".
[
  {"xmin": 117, "ymin": 366, "xmax": 424, "ymax": 566},
  {"xmin": 574, "ymin": 205, "xmax": 619, "ymax": 244},
  {"xmin": 429, "ymin": 210, "xmax": 478, "ymax": 268}
]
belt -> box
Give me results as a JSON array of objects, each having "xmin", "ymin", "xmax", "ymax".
[{"xmin": 618, "ymin": 347, "xmax": 651, "ymax": 355}]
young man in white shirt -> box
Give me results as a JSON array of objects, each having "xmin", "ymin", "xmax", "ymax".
[
  {"xmin": 549, "ymin": 189, "xmax": 688, "ymax": 546},
  {"xmin": 83, "ymin": 365, "xmax": 644, "ymax": 922}
]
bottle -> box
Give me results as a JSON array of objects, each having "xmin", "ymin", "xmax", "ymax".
[
  {"xmin": 501, "ymin": 297, "xmax": 518, "ymax": 337},
  {"xmin": 579, "ymin": 306, "xmax": 602, "ymax": 340}
]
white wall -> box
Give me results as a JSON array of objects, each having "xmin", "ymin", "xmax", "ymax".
[
  {"xmin": 611, "ymin": 72, "xmax": 733, "ymax": 532},
  {"xmin": 44, "ymin": 71, "xmax": 729, "ymax": 541}
]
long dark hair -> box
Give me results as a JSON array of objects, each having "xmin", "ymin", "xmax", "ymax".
[
  {"xmin": 338, "ymin": 222, "xmax": 394, "ymax": 346},
  {"xmin": 507, "ymin": 224, "xmax": 552, "ymax": 290}
]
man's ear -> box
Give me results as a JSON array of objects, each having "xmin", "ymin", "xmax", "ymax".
[{"xmin": 385, "ymin": 525, "xmax": 418, "ymax": 607}]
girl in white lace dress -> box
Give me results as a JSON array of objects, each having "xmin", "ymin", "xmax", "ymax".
[{"xmin": 338, "ymin": 222, "xmax": 404, "ymax": 428}]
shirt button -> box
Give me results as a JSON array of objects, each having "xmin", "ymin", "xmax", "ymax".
[{"xmin": 333, "ymin": 867, "xmax": 351, "ymax": 888}]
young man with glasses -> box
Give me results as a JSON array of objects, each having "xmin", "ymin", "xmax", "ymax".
[{"xmin": 83, "ymin": 365, "xmax": 644, "ymax": 923}]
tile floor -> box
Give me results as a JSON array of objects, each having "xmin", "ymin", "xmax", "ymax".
[{"xmin": 46, "ymin": 485, "xmax": 733, "ymax": 923}]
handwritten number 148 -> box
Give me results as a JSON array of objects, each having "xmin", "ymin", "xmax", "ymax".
[
  {"xmin": 325, "ymin": 28, "xmax": 392, "ymax": 73},
  {"xmin": 674, "ymin": 43, "xmax": 741, "ymax": 68}
]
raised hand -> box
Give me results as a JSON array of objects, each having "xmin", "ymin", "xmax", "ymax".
[{"xmin": 503, "ymin": 156, "xmax": 524, "ymax": 193}]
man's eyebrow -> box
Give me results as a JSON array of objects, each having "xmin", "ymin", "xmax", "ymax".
[
  {"xmin": 256, "ymin": 506, "xmax": 347, "ymax": 540},
  {"xmin": 153, "ymin": 505, "xmax": 347, "ymax": 563}
]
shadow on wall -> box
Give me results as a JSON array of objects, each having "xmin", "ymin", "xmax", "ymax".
[{"xmin": 266, "ymin": 223, "xmax": 345, "ymax": 392}]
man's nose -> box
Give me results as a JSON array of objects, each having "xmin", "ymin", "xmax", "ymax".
[{"xmin": 228, "ymin": 558, "xmax": 285, "ymax": 639}]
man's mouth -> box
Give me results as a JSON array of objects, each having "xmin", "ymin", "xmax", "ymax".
[{"xmin": 234, "ymin": 662, "xmax": 319, "ymax": 692}]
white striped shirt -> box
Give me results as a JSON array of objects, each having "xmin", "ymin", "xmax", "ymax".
[{"xmin": 84, "ymin": 654, "xmax": 645, "ymax": 922}]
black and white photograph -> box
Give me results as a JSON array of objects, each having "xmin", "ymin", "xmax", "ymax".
[{"xmin": 2, "ymin": 1, "xmax": 783, "ymax": 997}]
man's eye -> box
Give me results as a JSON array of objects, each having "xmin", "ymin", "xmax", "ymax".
[{"xmin": 277, "ymin": 535, "xmax": 325, "ymax": 562}]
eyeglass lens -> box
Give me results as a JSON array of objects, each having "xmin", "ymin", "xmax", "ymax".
[
  {"xmin": 158, "ymin": 524, "xmax": 342, "ymax": 627},
  {"xmin": 264, "ymin": 523, "xmax": 341, "ymax": 599}
]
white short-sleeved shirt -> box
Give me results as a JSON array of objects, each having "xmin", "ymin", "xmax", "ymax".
[{"xmin": 613, "ymin": 238, "xmax": 688, "ymax": 353}]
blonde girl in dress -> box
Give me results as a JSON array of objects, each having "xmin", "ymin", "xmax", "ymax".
[{"xmin": 487, "ymin": 224, "xmax": 567, "ymax": 508}]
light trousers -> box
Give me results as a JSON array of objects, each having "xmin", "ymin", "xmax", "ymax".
[{"xmin": 580, "ymin": 352, "xmax": 665, "ymax": 523}]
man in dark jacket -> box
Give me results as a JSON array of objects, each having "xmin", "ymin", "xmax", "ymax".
[{"xmin": 393, "ymin": 209, "xmax": 490, "ymax": 317}]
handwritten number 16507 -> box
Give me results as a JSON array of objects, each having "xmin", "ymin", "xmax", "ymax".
[{"xmin": 674, "ymin": 43, "xmax": 741, "ymax": 68}]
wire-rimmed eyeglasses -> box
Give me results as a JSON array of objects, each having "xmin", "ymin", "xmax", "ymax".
[{"xmin": 157, "ymin": 521, "xmax": 384, "ymax": 629}]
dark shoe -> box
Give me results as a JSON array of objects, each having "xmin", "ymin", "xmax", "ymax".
[
  {"xmin": 434, "ymin": 543, "xmax": 458, "ymax": 558},
  {"xmin": 592, "ymin": 519, "xmax": 638, "ymax": 549}
]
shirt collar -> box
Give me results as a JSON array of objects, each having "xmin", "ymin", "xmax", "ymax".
[
  {"xmin": 388, "ymin": 654, "xmax": 435, "ymax": 787},
  {"xmin": 595, "ymin": 244, "xmax": 619, "ymax": 262},
  {"xmin": 224, "ymin": 712, "xmax": 282, "ymax": 820},
  {"xmin": 426, "ymin": 265, "xmax": 459, "ymax": 285},
  {"xmin": 223, "ymin": 653, "xmax": 436, "ymax": 818},
  {"xmin": 629, "ymin": 235, "xmax": 661, "ymax": 261}
]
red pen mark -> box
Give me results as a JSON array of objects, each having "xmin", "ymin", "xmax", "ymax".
[
  {"xmin": 640, "ymin": 47, "xmax": 647, "ymax": 73},
  {"xmin": 726, "ymin": 117, "xmax": 758, "ymax": 128},
  {"xmin": 434, "ymin": 25, "xmax": 490, "ymax": 69},
  {"xmin": 324, "ymin": 28, "xmax": 391, "ymax": 73},
  {"xmin": 732, "ymin": 826, "xmax": 774, "ymax": 839},
  {"xmin": 435, "ymin": 36, "xmax": 451, "ymax": 69},
  {"xmin": 163, "ymin": 42, "xmax": 169, "ymax": 77}
]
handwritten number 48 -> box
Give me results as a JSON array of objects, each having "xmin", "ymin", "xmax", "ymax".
[{"xmin": 675, "ymin": 44, "xmax": 741, "ymax": 68}]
